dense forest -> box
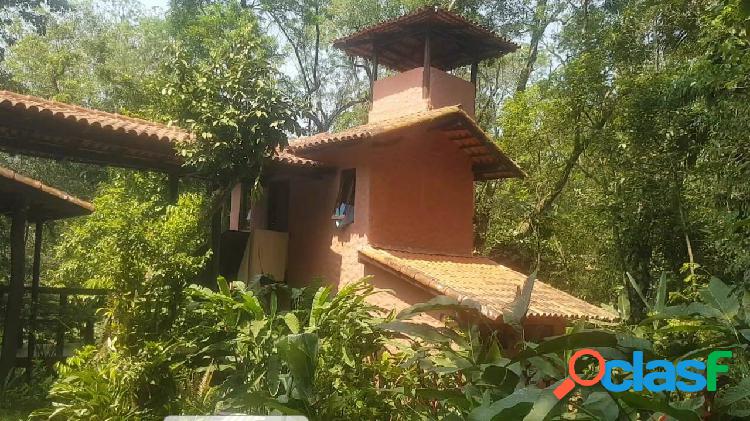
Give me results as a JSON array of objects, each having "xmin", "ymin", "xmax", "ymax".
[{"xmin": 0, "ymin": 0, "xmax": 749, "ymax": 419}]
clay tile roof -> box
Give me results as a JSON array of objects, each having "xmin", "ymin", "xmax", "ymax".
[
  {"xmin": 359, "ymin": 246, "xmax": 617, "ymax": 322},
  {"xmin": 333, "ymin": 7, "xmax": 519, "ymax": 71},
  {"xmin": 271, "ymin": 149, "xmax": 329, "ymax": 168},
  {"xmin": 0, "ymin": 90, "xmax": 190, "ymax": 143},
  {"xmin": 0, "ymin": 165, "xmax": 93, "ymax": 221},
  {"xmin": 288, "ymin": 106, "xmax": 524, "ymax": 180}
]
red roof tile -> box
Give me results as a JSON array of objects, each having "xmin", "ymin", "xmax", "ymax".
[
  {"xmin": 333, "ymin": 7, "xmax": 519, "ymax": 71},
  {"xmin": 0, "ymin": 165, "xmax": 93, "ymax": 221},
  {"xmin": 0, "ymin": 90, "xmax": 190, "ymax": 143},
  {"xmin": 288, "ymin": 106, "xmax": 524, "ymax": 180},
  {"xmin": 359, "ymin": 246, "xmax": 617, "ymax": 322}
]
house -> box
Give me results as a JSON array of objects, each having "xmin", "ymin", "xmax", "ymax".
[{"xmin": 224, "ymin": 7, "xmax": 616, "ymax": 335}]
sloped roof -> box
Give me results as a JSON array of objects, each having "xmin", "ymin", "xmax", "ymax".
[
  {"xmin": 0, "ymin": 90, "xmax": 326, "ymax": 173},
  {"xmin": 272, "ymin": 149, "xmax": 328, "ymax": 168},
  {"xmin": 288, "ymin": 106, "xmax": 524, "ymax": 180},
  {"xmin": 359, "ymin": 246, "xmax": 617, "ymax": 322},
  {"xmin": 0, "ymin": 90, "xmax": 188, "ymax": 171},
  {"xmin": 334, "ymin": 7, "xmax": 519, "ymax": 71},
  {"xmin": 0, "ymin": 166, "xmax": 93, "ymax": 221}
]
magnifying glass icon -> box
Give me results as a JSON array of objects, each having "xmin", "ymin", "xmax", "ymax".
[{"xmin": 553, "ymin": 348, "xmax": 606, "ymax": 400}]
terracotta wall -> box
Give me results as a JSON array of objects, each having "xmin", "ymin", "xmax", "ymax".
[
  {"xmin": 370, "ymin": 68, "xmax": 427, "ymax": 122},
  {"xmin": 429, "ymin": 68, "xmax": 475, "ymax": 117},
  {"xmin": 367, "ymin": 126, "xmax": 475, "ymax": 255},
  {"xmin": 369, "ymin": 67, "xmax": 476, "ymax": 122},
  {"xmin": 283, "ymin": 149, "xmax": 371, "ymax": 290}
]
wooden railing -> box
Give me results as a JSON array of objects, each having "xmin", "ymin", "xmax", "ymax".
[{"xmin": 0, "ymin": 285, "xmax": 109, "ymax": 379}]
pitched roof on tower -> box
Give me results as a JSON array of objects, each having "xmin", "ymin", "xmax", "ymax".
[
  {"xmin": 288, "ymin": 106, "xmax": 524, "ymax": 180},
  {"xmin": 333, "ymin": 7, "xmax": 519, "ymax": 71}
]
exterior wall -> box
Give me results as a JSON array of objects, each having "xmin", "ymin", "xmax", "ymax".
[
  {"xmin": 370, "ymin": 68, "xmax": 428, "ymax": 122},
  {"xmin": 429, "ymin": 68, "xmax": 475, "ymax": 117},
  {"xmin": 282, "ymin": 148, "xmax": 371, "ymax": 290},
  {"xmin": 369, "ymin": 67, "xmax": 475, "ymax": 123},
  {"xmin": 367, "ymin": 126, "xmax": 475, "ymax": 255}
]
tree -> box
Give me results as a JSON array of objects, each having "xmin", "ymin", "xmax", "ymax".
[
  {"xmin": 0, "ymin": 0, "xmax": 70, "ymax": 86},
  {"xmin": 160, "ymin": 2, "xmax": 299, "ymax": 193}
]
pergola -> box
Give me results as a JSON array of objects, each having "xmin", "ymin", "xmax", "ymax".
[
  {"xmin": 0, "ymin": 90, "xmax": 190, "ymax": 382},
  {"xmin": 0, "ymin": 166, "xmax": 93, "ymax": 381}
]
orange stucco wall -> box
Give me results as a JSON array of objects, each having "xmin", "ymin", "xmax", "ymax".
[
  {"xmin": 273, "ymin": 127, "xmax": 474, "ymax": 317},
  {"xmin": 370, "ymin": 68, "xmax": 427, "ymax": 123},
  {"xmin": 429, "ymin": 68, "xmax": 475, "ymax": 117},
  {"xmin": 283, "ymin": 148, "xmax": 371, "ymax": 289},
  {"xmin": 366, "ymin": 126, "xmax": 475, "ymax": 255},
  {"xmin": 369, "ymin": 67, "xmax": 476, "ymax": 122}
]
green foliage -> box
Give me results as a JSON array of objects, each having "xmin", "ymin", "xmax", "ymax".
[
  {"xmin": 480, "ymin": 0, "xmax": 750, "ymax": 319},
  {"xmin": 4, "ymin": 0, "xmax": 166, "ymax": 111},
  {"xmin": 176, "ymin": 279, "xmax": 398, "ymax": 418},
  {"xmin": 160, "ymin": 2, "xmax": 299, "ymax": 187},
  {"xmin": 51, "ymin": 172, "xmax": 208, "ymax": 347}
]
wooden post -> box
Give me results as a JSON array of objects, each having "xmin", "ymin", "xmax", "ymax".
[
  {"xmin": 168, "ymin": 174, "xmax": 179, "ymax": 204},
  {"xmin": 210, "ymin": 206, "xmax": 222, "ymax": 282},
  {"xmin": 0, "ymin": 197, "xmax": 27, "ymax": 384},
  {"xmin": 83, "ymin": 319, "xmax": 94, "ymax": 344},
  {"xmin": 370, "ymin": 44, "xmax": 379, "ymax": 101},
  {"xmin": 229, "ymin": 183, "xmax": 243, "ymax": 231},
  {"xmin": 470, "ymin": 62, "xmax": 478, "ymax": 86},
  {"xmin": 26, "ymin": 221, "xmax": 43, "ymax": 382},
  {"xmin": 422, "ymin": 32, "xmax": 431, "ymax": 100},
  {"xmin": 55, "ymin": 294, "xmax": 68, "ymax": 359}
]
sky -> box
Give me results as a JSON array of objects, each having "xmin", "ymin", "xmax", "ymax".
[{"xmin": 139, "ymin": 0, "xmax": 169, "ymax": 11}]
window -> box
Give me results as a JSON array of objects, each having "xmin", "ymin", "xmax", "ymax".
[{"xmin": 332, "ymin": 169, "xmax": 355, "ymax": 228}]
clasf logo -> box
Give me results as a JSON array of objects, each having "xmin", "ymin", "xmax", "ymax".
[{"xmin": 553, "ymin": 348, "xmax": 732, "ymax": 399}]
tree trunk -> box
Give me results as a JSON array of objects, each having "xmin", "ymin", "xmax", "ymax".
[
  {"xmin": 517, "ymin": 0, "xmax": 549, "ymax": 92},
  {"xmin": 516, "ymin": 138, "xmax": 585, "ymax": 238}
]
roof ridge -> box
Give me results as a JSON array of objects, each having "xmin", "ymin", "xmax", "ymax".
[
  {"xmin": 0, "ymin": 90, "xmax": 190, "ymax": 141},
  {"xmin": 288, "ymin": 106, "xmax": 463, "ymax": 151},
  {"xmin": 333, "ymin": 7, "xmax": 517, "ymax": 51}
]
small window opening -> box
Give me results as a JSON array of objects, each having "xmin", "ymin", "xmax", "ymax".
[{"xmin": 332, "ymin": 169, "xmax": 356, "ymax": 228}]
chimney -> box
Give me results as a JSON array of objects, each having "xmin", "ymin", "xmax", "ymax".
[{"xmin": 333, "ymin": 7, "xmax": 519, "ymax": 123}]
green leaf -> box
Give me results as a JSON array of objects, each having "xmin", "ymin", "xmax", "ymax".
[
  {"xmin": 217, "ymin": 276, "xmax": 230, "ymax": 296},
  {"xmin": 396, "ymin": 295, "xmax": 482, "ymax": 320},
  {"xmin": 468, "ymin": 387, "xmax": 541, "ymax": 420},
  {"xmin": 716, "ymin": 377, "xmax": 750, "ymax": 410},
  {"xmin": 514, "ymin": 330, "xmax": 622, "ymax": 361},
  {"xmin": 644, "ymin": 303, "xmax": 723, "ymax": 321},
  {"xmin": 700, "ymin": 277, "xmax": 740, "ymax": 320},
  {"xmin": 618, "ymin": 288, "xmax": 631, "ymax": 321},
  {"xmin": 308, "ymin": 287, "xmax": 330, "ymax": 328},
  {"xmin": 481, "ymin": 364, "xmax": 520, "ymax": 393},
  {"xmin": 522, "ymin": 381, "xmax": 565, "ymax": 421},
  {"xmin": 266, "ymin": 354, "xmax": 281, "ymax": 395},
  {"xmin": 614, "ymin": 391, "xmax": 701, "ymax": 421},
  {"xmin": 582, "ymin": 391, "xmax": 619, "ymax": 420},
  {"xmin": 654, "ymin": 272, "xmax": 668, "ymax": 314},
  {"xmin": 283, "ymin": 312, "xmax": 301, "ymax": 334},
  {"xmin": 378, "ymin": 321, "xmax": 452, "ymax": 343},
  {"xmin": 626, "ymin": 272, "xmax": 651, "ymax": 311},
  {"xmin": 240, "ymin": 293, "xmax": 264, "ymax": 320},
  {"xmin": 276, "ymin": 333, "xmax": 319, "ymax": 400},
  {"xmin": 245, "ymin": 392, "xmax": 304, "ymax": 415}
]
